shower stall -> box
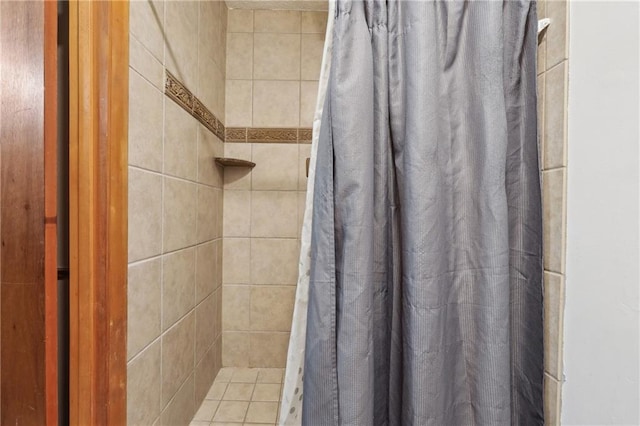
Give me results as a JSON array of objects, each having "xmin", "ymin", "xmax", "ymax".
[{"xmin": 126, "ymin": 0, "xmax": 570, "ymax": 424}]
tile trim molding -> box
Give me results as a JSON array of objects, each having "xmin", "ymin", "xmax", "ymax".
[
  {"xmin": 164, "ymin": 70, "xmax": 312, "ymax": 144},
  {"xmin": 225, "ymin": 127, "xmax": 312, "ymax": 144},
  {"xmin": 165, "ymin": 70, "xmax": 225, "ymax": 140}
]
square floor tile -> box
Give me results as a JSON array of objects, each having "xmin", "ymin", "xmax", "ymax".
[
  {"xmin": 223, "ymin": 383, "xmax": 255, "ymax": 401},
  {"xmin": 193, "ymin": 399, "xmax": 219, "ymax": 421},
  {"xmin": 252, "ymin": 384, "xmax": 281, "ymax": 402},
  {"xmin": 256, "ymin": 368, "xmax": 283, "ymax": 384},
  {"xmin": 216, "ymin": 367, "xmax": 234, "ymax": 382},
  {"xmin": 207, "ymin": 381, "xmax": 228, "ymax": 400},
  {"xmin": 231, "ymin": 367, "xmax": 259, "ymax": 383},
  {"xmin": 245, "ymin": 401, "xmax": 278, "ymax": 423},
  {"xmin": 213, "ymin": 401, "xmax": 249, "ymax": 423}
]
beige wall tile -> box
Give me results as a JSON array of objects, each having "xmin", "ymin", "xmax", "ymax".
[
  {"xmin": 249, "ymin": 332, "xmax": 289, "ymax": 367},
  {"xmin": 130, "ymin": 36, "xmax": 164, "ymax": 91},
  {"xmin": 224, "ymin": 190, "xmax": 251, "ymax": 237},
  {"xmin": 250, "ymin": 286, "xmax": 295, "ymax": 331},
  {"xmin": 224, "ymin": 143, "xmax": 253, "ymax": 190},
  {"xmin": 298, "ymin": 144, "xmax": 311, "ymax": 190},
  {"xmin": 223, "ymin": 285, "xmax": 250, "ymax": 331},
  {"xmin": 226, "ymin": 80, "xmax": 253, "ymax": 126},
  {"xmin": 544, "ymin": 62, "xmax": 567, "ymax": 169},
  {"xmin": 162, "ymin": 312, "xmax": 196, "ymax": 405},
  {"xmin": 223, "ymin": 332, "xmax": 250, "ymax": 367},
  {"xmin": 161, "ymin": 374, "xmax": 196, "ymax": 426},
  {"xmin": 198, "ymin": 56, "xmax": 224, "ymax": 117},
  {"xmin": 252, "ymin": 80, "xmax": 300, "ymax": 127},
  {"xmin": 537, "ymin": 37, "xmax": 547, "ymax": 76},
  {"xmin": 215, "ymin": 239, "xmax": 224, "ymax": 288},
  {"xmin": 301, "ymin": 33, "xmax": 324, "ymax": 80},
  {"xmin": 129, "ymin": 0, "xmax": 227, "ymax": 420},
  {"xmin": 224, "ymin": 167, "xmax": 253, "ymax": 192},
  {"xmin": 542, "ymin": 169, "xmax": 566, "ymax": 273},
  {"xmin": 546, "ymin": 0, "xmax": 568, "ymax": 70},
  {"xmin": 544, "ymin": 373, "xmax": 561, "ymax": 426},
  {"xmin": 162, "ymin": 248, "xmax": 196, "ymax": 330},
  {"xmin": 230, "ymin": 367, "xmax": 259, "ymax": 383},
  {"xmin": 129, "ymin": 70, "xmax": 163, "ymax": 172},
  {"xmin": 250, "ymin": 238, "xmax": 299, "ymax": 285},
  {"xmin": 223, "ymin": 238, "xmax": 251, "ymax": 283},
  {"xmin": 216, "ymin": 70, "xmax": 227, "ymax": 123},
  {"xmin": 544, "ymin": 272, "xmax": 565, "ymax": 379},
  {"xmin": 198, "ymin": 125, "xmax": 224, "ymax": 188},
  {"xmin": 207, "ymin": 1, "xmax": 227, "ymax": 67},
  {"xmin": 214, "ymin": 288, "xmax": 223, "ymax": 338},
  {"xmin": 128, "ymin": 258, "xmax": 162, "ymax": 360},
  {"xmin": 301, "ymin": 11, "xmax": 327, "ymax": 34},
  {"xmin": 164, "ymin": 0, "xmax": 199, "ymax": 90},
  {"xmin": 196, "ymin": 241, "xmax": 217, "ymax": 303},
  {"xmin": 227, "ymin": 33, "xmax": 254, "ymax": 80},
  {"xmin": 127, "ymin": 340, "xmax": 162, "ymax": 426},
  {"xmin": 254, "ymin": 10, "xmax": 301, "ymax": 33},
  {"xmin": 537, "ymin": 0, "xmax": 547, "ymax": 74},
  {"xmin": 195, "ymin": 344, "xmax": 220, "ymax": 404},
  {"xmin": 537, "ymin": 74, "xmax": 545, "ymax": 167},
  {"xmin": 164, "ymin": 100, "xmax": 198, "ymax": 180},
  {"xmin": 197, "ymin": 185, "xmax": 221, "ymax": 243},
  {"xmin": 228, "ymin": 9, "xmax": 254, "ymax": 33},
  {"xmin": 163, "ymin": 177, "xmax": 198, "ymax": 252},
  {"xmin": 218, "ymin": 5, "xmax": 229, "ymax": 69},
  {"xmin": 129, "ymin": 168, "xmax": 163, "ymax": 262},
  {"xmin": 196, "ymin": 294, "xmax": 217, "ymax": 361},
  {"xmin": 538, "ymin": 0, "xmax": 547, "ymax": 20},
  {"xmin": 251, "ymin": 143, "xmax": 299, "ymax": 191},
  {"xmin": 300, "ymin": 80, "xmax": 319, "ymax": 127},
  {"xmin": 253, "ymin": 34, "xmax": 301, "ymax": 80},
  {"xmin": 251, "ymin": 191, "xmax": 299, "ymax": 238},
  {"xmin": 199, "ymin": 1, "xmax": 224, "ymax": 70},
  {"xmin": 129, "ymin": 0, "xmax": 165, "ymax": 62}
]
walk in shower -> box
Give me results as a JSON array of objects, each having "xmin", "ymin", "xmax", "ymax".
[{"xmin": 126, "ymin": 1, "xmax": 570, "ymax": 424}]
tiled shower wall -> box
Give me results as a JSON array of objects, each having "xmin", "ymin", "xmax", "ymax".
[
  {"xmin": 127, "ymin": 1, "xmax": 227, "ymax": 424},
  {"xmin": 221, "ymin": 9, "xmax": 328, "ymax": 367},
  {"xmin": 537, "ymin": 1, "xmax": 569, "ymax": 424}
]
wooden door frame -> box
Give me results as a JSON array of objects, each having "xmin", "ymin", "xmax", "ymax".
[
  {"xmin": 68, "ymin": 1, "xmax": 128, "ymax": 424},
  {"xmin": 1, "ymin": 1, "xmax": 58, "ymax": 423}
]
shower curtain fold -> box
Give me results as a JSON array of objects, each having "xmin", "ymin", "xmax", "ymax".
[{"xmin": 286, "ymin": 1, "xmax": 544, "ymax": 425}]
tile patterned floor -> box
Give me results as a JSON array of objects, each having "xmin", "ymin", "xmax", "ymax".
[{"xmin": 190, "ymin": 367, "xmax": 285, "ymax": 426}]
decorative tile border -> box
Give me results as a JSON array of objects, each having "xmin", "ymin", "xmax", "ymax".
[
  {"xmin": 248, "ymin": 128, "xmax": 297, "ymax": 143},
  {"xmin": 164, "ymin": 71, "xmax": 312, "ymax": 144},
  {"xmin": 165, "ymin": 70, "xmax": 225, "ymax": 141},
  {"xmin": 298, "ymin": 128, "xmax": 313, "ymax": 143},
  {"xmin": 226, "ymin": 127, "xmax": 313, "ymax": 144},
  {"xmin": 225, "ymin": 128, "xmax": 247, "ymax": 143}
]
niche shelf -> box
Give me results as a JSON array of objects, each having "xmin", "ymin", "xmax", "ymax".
[{"xmin": 214, "ymin": 157, "xmax": 256, "ymax": 169}]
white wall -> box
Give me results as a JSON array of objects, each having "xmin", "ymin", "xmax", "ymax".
[{"xmin": 563, "ymin": 2, "xmax": 640, "ymax": 424}]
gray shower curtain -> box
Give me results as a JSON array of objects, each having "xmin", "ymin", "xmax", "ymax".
[{"xmin": 303, "ymin": 1, "xmax": 543, "ymax": 425}]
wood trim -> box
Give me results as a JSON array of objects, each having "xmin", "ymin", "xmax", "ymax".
[
  {"xmin": 1, "ymin": 1, "xmax": 57, "ymax": 423},
  {"xmin": 68, "ymin": 1, "xmax": 128, "ymax": 424},
  {"xmin": 44, "ymin": 1, "xmax": 59, "ymax": 424}
]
